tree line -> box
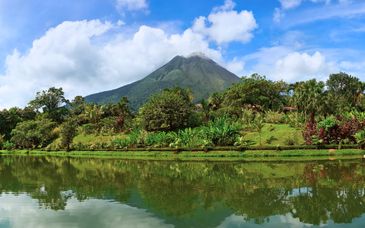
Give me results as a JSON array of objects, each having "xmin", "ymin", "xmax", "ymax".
[{"xmin": 1, "ymin": 72, "xmax": 365, "ymax": 150}]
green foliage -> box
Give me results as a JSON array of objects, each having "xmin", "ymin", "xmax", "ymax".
[
  {"xmin": 343, "ymin": 111, "xmax": 365, "ymax": 122},
  {"xmin": 264, "ymin": 111, "xmax": 285, "ymax": 124},
  {"xmin": 222, "ymin": 74, "xmax": 288, "ymax": 113},
  {"xmin": 291, "ymin": 79, "xmax": 326, "ymax": 121},
  {"xmin": 0, "ymin": 107, "xmax": 36, "ymax": 140},
  {"xmin": 11, "ymin": 119, "xmax": 58, "ymax": 149},
  {"xmin": 241, "ymin": 109, "xmax": 255, "ymax": 126},
  {"xmin": 265, "ymin": 136, "xmax": 278, "ymax": 145},
  {"xmin": 99, "ymin": 117, "xmax": 117, "ymax": 135},
  {"xmin": 80, "ymin": 123, "xmax": 98, "ymax": 135},
  {"xmin": 171, "ymin": 128, "xmax": 205, "ymax": 148},
  {"xmin": 326, "ymin": 72, "xmax": 364, "ymax": 113},
  {"xmin": 145, "ymin": 131, "xmax": 177, "ymax": 148},
  {"xmin": 28, "ymin": 87, "xmax": 69, "ymax": 123},
  {"xmin": 317, "ymin": 116, "xmax": 338, "ymax": 131},
  {"xmin": 284, "ymin": 112, "xmax": 305, "ymax": 128},
  {"xmin": 355, "ymin": 130, "xmax": 365, "ymax": 148},
  {"xmin": 252, "ymin": 114, "xmax": 265, "ymax": 145},
  {"xmin": 284, "ymin": 135, "xmax": 298, "ymax": 146},
  {"xmin": 60, "ymin": 119, "xmax": 78, "ymax": 151},
  {"xmin": 202, "ymin": 117, "xmax": 242, "ymax": 146},
  {"xmin": 139, "ymin": 88, "xmax": 194, "ymax": 131},
  {"xmin": 2, "ymin": 141, "xmax": 15, "ymax": 150}
]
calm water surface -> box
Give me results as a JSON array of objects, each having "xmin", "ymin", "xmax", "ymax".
[{"xmin": 1, "ymin": 156, "xmax": 365, "ymax": 227}]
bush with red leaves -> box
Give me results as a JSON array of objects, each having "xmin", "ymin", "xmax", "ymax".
[{"xmin": 303, "ymin": 117, "xmax": 365, "ymax": 145}]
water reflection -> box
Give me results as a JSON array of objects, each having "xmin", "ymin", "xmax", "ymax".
[{"xmin": 0, "ymin": 156, "xmax": 365, "ymax": 227}]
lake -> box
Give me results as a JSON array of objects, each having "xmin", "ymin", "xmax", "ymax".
[{"xmin": 1, "ymin": 156, "xmax": 365, "ymax": 227}]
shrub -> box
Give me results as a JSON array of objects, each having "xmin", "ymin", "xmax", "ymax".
[
  {"xmin": 285, "ymin": 112, "xmax": 305, "ymax": 128},
  {"xmin": 139, "ymin": 88, "xmax": 194, "ymax": 131},
  {"xmin": 171, "ymin": 128, "xmax": 204, "ymax": 148},
  {"xmin": 203, "ymin": 117, "xmax": 241, "ymax": 146},
  {"xmin": 11, "ymin": 119, "xmax": 57, "ymax": 149},
  {"xmin": 60, "ymin": 119, "xmax": 78, "ymax": 151},
  {"xmin": 81, "ymin": 123, "xmax": 98, "ymax": 135},
  {"xmin": 265, "ymin": 111, "xmax": 285, "ymax": 124},
  {"xmin": 318, "ymin": 116, "xmax": 338, "ymax": 131},
  {"xmin": 355, "ymin": 130, "xmax": 365, "ymax": 148},
  {"xmin": 100, "ymin": 117, "xmax": 117, "ymax": 135},
  {"xmin": 112, "ymin": 138, "xmax": 130, "ymax": 149},
  {"xmin": 241, "ymin": 109, "xmax": 255, "ymax": 126},
  {"xmin": 2, "ymin": 141, "xmax": 15, "ymax": 151},
  {"xmin": 145, "ymin": 131, "xmax": 177, "ymax": 148},
  {"xmin": 252, "ymin": 114, "xmax": 265, "ymax": 145},
  {"xmin": 338, "ymin": 118, "xmax": 364, "ymax": 143},
  {"xmin": 284, "ymin": 135, "xmax": 298, "ymax": 146},
  {"xmin": 303, "ymin": 120, "xmax": 317, "ymax": 145},
  {"xmin": 343, "ymin": 111, "xmax": 365, "ymax": 122}
]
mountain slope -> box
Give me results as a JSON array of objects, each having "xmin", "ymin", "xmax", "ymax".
[{"xmin": 85, "ymin": 54, "xmax": 240, "ymax": 109}]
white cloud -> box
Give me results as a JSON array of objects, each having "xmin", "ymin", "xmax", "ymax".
[
  {"xmin": 279, "ymin": 0, "xmax": 303, "ymax": 10},
  {"xmin": 275, "ymin": 0, "xmax": 365, "ymax": 24},
  {"xmin": 0, "ymin": 194, "xmax": 173, "ymax": 228},
  {"xmin": 273, "ymin": 51, "xmax": 336, "ymax": 81},
  {"xmin": 225, "ymin": 58, "xmax": 245, "ymax": 76},
  {"xmin": 242, "ymin": 46, "xmax": 337, "ymax": 82},
  {"xmin": 0, "ymin": 1, "xmax": 259, "ymax": 108},
  {"xmin": 273, "ymin": 8, "xmax": 284, "ymax": 23},
  {"xmin": 0, "ymin": 19, "xmax": 232, "ymax": 108},
  {"xmin": 192, "ymin": 0, "xmax": 257, "ymax": 44},
  {"xmin": 116, "ymin": 0, "xmax": 148, "ymax": 12}
]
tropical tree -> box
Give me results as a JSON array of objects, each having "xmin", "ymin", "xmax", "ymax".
[
  {"xmin": 222, "ymin": 74, "xmax": 288, "ymax": 115},
  {"xmin": 112, "ymin": 97, "xmax": 132, "ymax": 132},
  {"xmin": 291, "ymin": 79, "xmax": 326, "ymax": 123},
  {"xmin": 139, "ymin": 87, "xmax": 194, "ymax": 131},
  {"xmin": 326, "ymin": 72, "xmax": 365, "ymax": 113},
  {"xmin": 60, "ymin": 118, "xmax": 78, "ymax": 151},
  {"xmin": 69, "ymin": 96, "xmax": 86, "ymax": 116},
  {"xmin": 0, "ymin": 107, "xmax": 36, "ymax": 140},
  {"xmin": 29, "ymin": 87, "xmax": 69, "ymax": 123}
]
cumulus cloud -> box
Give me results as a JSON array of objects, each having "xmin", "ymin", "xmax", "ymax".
[
  {"xmin": 192, "ymin": 0, "xmax": 257, "ymax": 44},
  {"xmin": 0, "ymin": 0, "xmax": 258, "ymax": 108},
  {"xmin": 116, "ymin": 0, "xmax": 148, "ymax": 12},
  {"xmin": 273, "ymin": 51, "xmax": 336, "ymax": 81},
  {"xmin": 0, "ymin": 19, "xmax": 232, "ymax": 108},
  {"xmin": 243, "ymin": 47, "xmax": 336, "ymax": 81}
]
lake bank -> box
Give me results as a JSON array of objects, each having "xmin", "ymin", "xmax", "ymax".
[{"xmin": 1, "ymin": 149, "xmax": 365, "ymax": 161}]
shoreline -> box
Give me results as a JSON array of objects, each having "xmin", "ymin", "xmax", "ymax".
[{"xmin": 1, "ymin": 149, "xmax": 365, "ymax": 162}]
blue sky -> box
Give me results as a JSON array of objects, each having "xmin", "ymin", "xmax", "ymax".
[{"xmin": 1, "ymin": 0, "xmax": 365, "ymax": 108}]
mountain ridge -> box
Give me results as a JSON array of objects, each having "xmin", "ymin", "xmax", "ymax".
[{"xmin": 85, "ymin": 54, "xmax": 240, "ymax": 110}]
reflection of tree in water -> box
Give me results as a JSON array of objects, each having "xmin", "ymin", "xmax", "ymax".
[{"xmin": 1, "ymin": 157, "xmax": 365, "ymax": 225}]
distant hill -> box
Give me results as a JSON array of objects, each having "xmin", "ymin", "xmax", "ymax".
[{"xmin": 85, "ymin": 54, "xmax": 240, "ymax": 110}]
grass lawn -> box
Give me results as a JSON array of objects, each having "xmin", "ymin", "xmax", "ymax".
[
  {"xmin": 1, "ymin": 149, "xmax": 364, "ymax": 162},
  {"xmin": 244, "ymin": 124, "xmax": 304, "ymax": 146},
  {"xmin": 73, "ymin": 134, "xmax": 126, "ymax": 144}
]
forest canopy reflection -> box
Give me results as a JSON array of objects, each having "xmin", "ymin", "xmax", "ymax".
[{"xmin": 1, "ymin": 156, "xmax": 365, "ymax": 227}]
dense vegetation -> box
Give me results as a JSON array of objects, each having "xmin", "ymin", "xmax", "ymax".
[{"xmin": 1, "ymin": 72, "xmax": 365, "ymax": 151}]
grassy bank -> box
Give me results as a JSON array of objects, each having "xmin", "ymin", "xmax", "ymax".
[{"xmin": 1, "ymin": 149, "xmax": 364, "ymax": 162}]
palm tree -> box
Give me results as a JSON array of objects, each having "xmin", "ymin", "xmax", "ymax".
[{"xmin": 292, "ymin": 79, "xmax": 326, "ymax": 123}]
